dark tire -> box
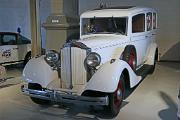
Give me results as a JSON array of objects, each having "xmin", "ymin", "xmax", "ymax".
[
  {"xmin": 149, "ymin": 49, "xmax": 158, "ymax": 74},
  {"xmin": 106, "ymin": 74, "xmax": 125, "ymax": 117},
  {"xmin": 30, "ymin": 97, "xmax": 50, "ymax": 105},
  {"xmin": 24, "ymin": 52, "xmax": 31, "ymax": 65},
  {"xmin": 123, "ymin": 46, "xmax": 137, "ymax": 71},
  {"xmin": 28, "ymin": 83, "xmax": 50, "ymax": 105}
]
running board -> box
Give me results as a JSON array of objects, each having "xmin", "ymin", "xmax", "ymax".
[{"xmin": 136, "ymin": 64, "xmax": 152, "ymax": 79}]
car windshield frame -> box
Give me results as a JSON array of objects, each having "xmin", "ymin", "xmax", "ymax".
[{"xmin": 81, "ymin": 17, "xmax": 128, "ymax": 36}]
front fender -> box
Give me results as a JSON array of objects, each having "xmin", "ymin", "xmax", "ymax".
[
  {"xmin": 22, "ymin": 56, "xmax": 59, "ymax": 88},
  {"xmin": 84, "ymin": 59, "xmax": 141, "ymax": 93}
]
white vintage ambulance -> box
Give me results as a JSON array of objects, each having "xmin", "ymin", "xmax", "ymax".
[
  {"xmin": 21, "ymin": 6, "xmax": 158, "ymax": 116},
  {"xmin": 0, "ymin": 32, "xmax": 31, "ymax": 65}
]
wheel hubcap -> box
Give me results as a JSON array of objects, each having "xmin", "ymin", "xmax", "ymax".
[
  {"xmin": 117, "ymin": 89, "xmax": 122, "ymax": 101},
  {"xmin": 114, "ymin": 81, "xmax": 123, "ymax": 108}
]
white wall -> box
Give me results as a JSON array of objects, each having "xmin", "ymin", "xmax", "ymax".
[
  {"xmin": 79, "ymin": 0, "xmax": 180, "ymax": 61},
  {"xmin": 0, "ymin": 0, "xmax": 31, "ymax": 38},
  {"xmin": 0, "ymin": 0, "xmax": 51, "ymax": 48}
]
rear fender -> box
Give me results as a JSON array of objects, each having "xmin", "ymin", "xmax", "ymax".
[
  {"xmin": 145, "ymin": 43, "xmax": 158, "ymax": 65},
  {"xmin": 22, "ymin": 56, "xmax": 59, "ymax": 88},
  {"xmin": 84, "ymin": 59, "xmax": 141, "ymax": 93}
]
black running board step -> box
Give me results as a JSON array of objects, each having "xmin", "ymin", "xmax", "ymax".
[{"xmin": 136, "ymin": 64, "xmax": 152, "ymax": 79}]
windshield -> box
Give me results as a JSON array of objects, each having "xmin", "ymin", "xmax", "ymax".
[{"xmin": 81, "ymin": 17, "xmax": 127, "ymax": 35}]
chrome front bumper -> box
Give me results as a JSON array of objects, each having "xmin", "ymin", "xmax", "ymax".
[{"xmin": 21, "ymin": 85, "xmax": 109, "ymax": 106}]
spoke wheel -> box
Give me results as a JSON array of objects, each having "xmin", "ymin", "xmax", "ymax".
[
  {"xmin": 106, "ymin": 75, "xmax": 125, "ymax": 117},
  {"xmin": 123, "ymin": 46, "xmax": 137, "ymax": 71},
  {"xmin": 113, "ymin": 79, "xmax": 124, "ymax": 109},
  {"xmin": 128, "ymin": 50, "xmax": 136, "ymax": 70}
]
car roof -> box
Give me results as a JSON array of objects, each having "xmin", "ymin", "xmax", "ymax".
[
  {"xmin": 94, "ymin": 6, "xmax": 135, "ymax": 10},
  {"xmin": 0, "ymin": 32, "xmax": 18, "ymax": 35},
  {"xmin": 81, "ymin": 6, "xmax": 155, "ymax": 18}
]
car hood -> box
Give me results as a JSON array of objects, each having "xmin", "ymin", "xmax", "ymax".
[{"xmin": 78, "ymin": 35, "xmax": 127, "ymax": 49}]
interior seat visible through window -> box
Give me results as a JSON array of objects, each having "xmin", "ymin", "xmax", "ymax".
[{"xmin": 132, "ymin": 14, "xmax": 145, "ymax": 33}]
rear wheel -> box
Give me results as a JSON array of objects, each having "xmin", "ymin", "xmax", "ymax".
[
  {"xmin": 106, "ymin": 74, "xmax": 125, "ymax": 116},
  {"xmin": 123, "ymin": 46, "xmax": 137, "ymax": 71},
  {"xmin": 28, "ymin": 83, "xmax": 50, "ymax": 105}
]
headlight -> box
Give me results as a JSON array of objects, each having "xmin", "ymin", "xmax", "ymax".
[
  {"xmin": 44, "ymin": 50, "xmax": 60, "ymax": 65},
  {"xmin": 85, "ymin": 52, "xmax": 101, "ymax": 67}
]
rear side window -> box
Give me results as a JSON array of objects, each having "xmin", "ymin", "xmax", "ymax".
[
  {"xmin": 17, "ymin": 35, "xmax": 31, "ymax": 44},
  {"xmin": 132, "ymin": 14, "xmax": 145, "ymax": 33},
  {"xmin": 146, "ymin": 12, "xmax": 152, "ymax": 31},
  {"xmin": 153, "ymin": 13, "xmax": 157, "ymax": 29}
]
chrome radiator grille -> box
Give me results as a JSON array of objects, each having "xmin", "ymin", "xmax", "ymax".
[{"xmin": 61, "ymin": 47, "xmax": 87, "ymax": 89}]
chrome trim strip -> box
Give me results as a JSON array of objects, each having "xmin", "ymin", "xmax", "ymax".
[
  {"xmin": 21, "ymin": 85, "xmax": 109, "ymax": 105},
  {"xmin": 69, "ymin": 46, "xmax": 73, "ymax": 89}
]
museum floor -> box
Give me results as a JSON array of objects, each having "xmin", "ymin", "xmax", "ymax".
[{"xmin": 0, "ymin": 62, "xmax": 179, "ymax": 120}]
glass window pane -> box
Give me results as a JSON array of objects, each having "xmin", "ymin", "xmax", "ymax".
[
  {"xmin": 132, "ymin": 14, "xmax": 145, "ymax": 33},
  {"xmin": 147, "ymin": 12, "xmax": 152, "ymax": 31},
  {"xmin": 153, "ymin": 13, "xmax": 157, "ymax": 29},
  {"xmin": 114, "ymin": 18, "xmax": 127, "ymax": 35},
  {"xmin": 2, "ymin": 34, "xmax": 16, "ymax": 45},
  {"xmin": 18, "ymin": 35, "xmax": 31, "ymax": 44},
  {"xmin": 82, "ymin": 17, "xmax": 127, "ymax": 35}
]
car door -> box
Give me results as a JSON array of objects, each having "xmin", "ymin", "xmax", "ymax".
[
  {"xmin": 16, "ymin": 35, "xmax": 31, "ymax": 61},
  {"xmin": 0, "ymin": 34, "xmax": 18, "ymax": 63},
  {"xmin": 130, "ymin": 13, "xmax": 148, "ymax": 67}
]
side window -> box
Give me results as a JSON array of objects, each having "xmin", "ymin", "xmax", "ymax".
[
  {"xmin": 146, "ymin": 12, "xmax": 152, "ymax": 31},
  {"xmin": 18, "ymin": 35, "xmax": 31, "ymax": 44},
  {"xmin": 153, "ymin": 13, "xmax": 157, "ymax": 29},
  {"xmin": 132, "ymin": 14, "xmax": 145, "ymax": 33},
  {"xmin": 2, "ymin": 35, "xmax": 17, "ymax": 45}
]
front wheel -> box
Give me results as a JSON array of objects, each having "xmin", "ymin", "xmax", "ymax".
[
  {"xmin": 24, "ymin": 52, "xmax": 31, "ymax": 65},
  {"xmin": 106, "ymin": 74, "xmax": 125, "ymax": 116},
  {"xmin": 30, "ymin": 97, "xmax": 50, "ymax": 105}
]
